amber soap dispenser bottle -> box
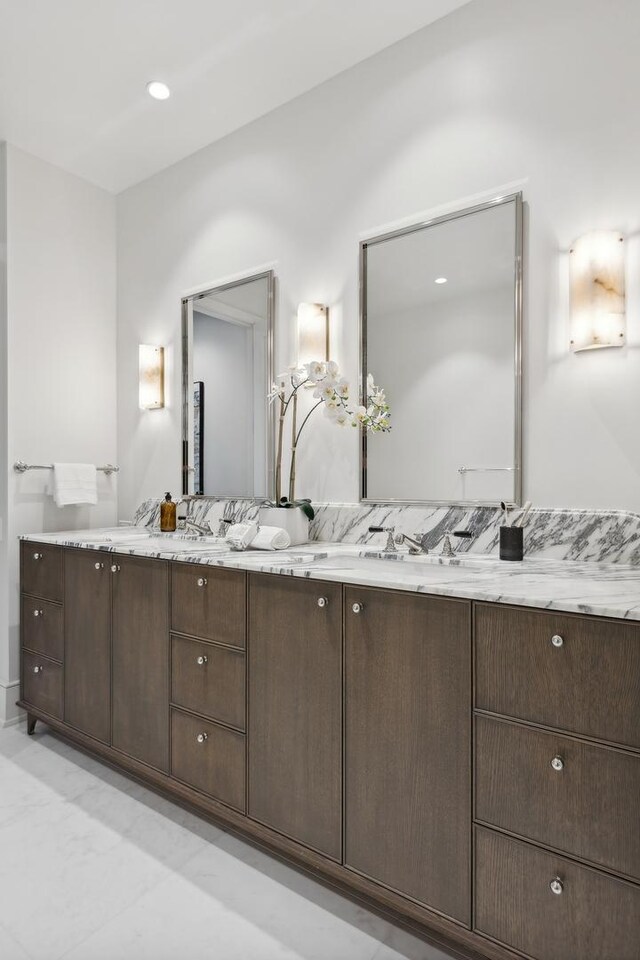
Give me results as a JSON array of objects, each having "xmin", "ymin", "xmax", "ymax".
[{"xmin": 160, "ymin": 492, "xmax": 176, "ymax": 532}]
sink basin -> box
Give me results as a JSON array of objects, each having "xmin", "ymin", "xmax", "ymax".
[
  {"xmin": 229, "ymin": 550, "xmax": 329, "ymax": 567},
  {"xmin": 358, "ymin": 550, "xmax": 501, "ymax": 569},
  {"xmin": 72, "ymin": 529, "xmax": 151, "ymax": 545},
  {"xmin": 312, "ymin": 554, "xmax": 494, "ymax": 585},
  {"xmin": 127, "ymin": 536, "xmax": 231, "ymax": 555}
]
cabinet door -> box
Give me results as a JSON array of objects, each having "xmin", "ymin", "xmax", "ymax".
[
  {"xmin": 112, "ymin": 556, "xmax": 169, "ymax": 772},
  {"xmin": 248, "ymin": 574, "xmax": 342, "ymax": 860},
  {"xmin": 64, "ymin": 550, "xmax": 111, "ymax": 743},
  {"xmin": 345, "ymin": 586, "xmax": 471, "ymax": 925}
]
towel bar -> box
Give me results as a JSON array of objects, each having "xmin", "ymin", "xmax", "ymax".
[{"xmin": 13, "ymin": 461, "xmax": 119, "ymax": 476}]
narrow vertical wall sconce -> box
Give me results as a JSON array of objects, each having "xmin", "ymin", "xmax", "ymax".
[
  {"xmin": 139, "ymin": 344, "xmax": 165, "ymax": 409},
  {"xmin": 569, "ymin": 231, "xmax": 625, "ymax": 351},
  {"xmin": 297, "ymin": 302, "xmax": 329, "ymax": 365}
]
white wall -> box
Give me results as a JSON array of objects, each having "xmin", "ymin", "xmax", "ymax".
[
  {"xmin": 0, "ymin": 144, "xmax": 9, "ymax": 723},
  {"xmin": 117, "ymin": 0, "xmax": 640, "ymax": 517},
  {"xmin": 0, "ymin": 145, "xmax": 117, "ymax": 724}
]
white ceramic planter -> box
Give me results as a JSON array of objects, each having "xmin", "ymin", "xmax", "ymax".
[{"xmin": 258, "ymin": 506, "xmax": 310, "ymax": 546}]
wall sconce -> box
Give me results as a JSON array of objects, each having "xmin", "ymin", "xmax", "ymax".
[
  {"xmin": 569, "ymin": 231, "xmax": 625, "ymax": 351},
  {"xmin": 297, "ymin": 302, "xmax": 329, "ymax": 365},
  {"xmin": 139, "ymin": 344, "xmax": 165, "ymax": 409}
]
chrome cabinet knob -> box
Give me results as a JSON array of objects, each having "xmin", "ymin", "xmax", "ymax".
[
  {"xmin": 551, "ymin": 634, "xmax": 564, "ymax": 648},
  {"xmin": 551, "ymin": 756, "xmax": 564, "ymax": 772},
  {"xmin": 33, "ymin": 609, "xmax": 43, "ymax": 618},
  {"xmin": 196, "ymin": 732, "xmax": 208, "ymax": 743},
  {"xmin": 33, "ymin": 665, "xmax": 43, "ymax": 674},
  {"xmin": 352, "ymin": 602, "xmax": 363, "ymax": 614},
  {"xmin": 33, "ymin": 552, "xmax": 43, "ymax": 561},
  {"xmin": 549, "ymin": 877, "xmax": 564, "ymax": 896},
  {"xmin": 110, "ymin": 564, "xmax": 120, "ymax": 573},
  {"xmin": 197, "ymin": 577, "xmax": 207, "ymax": 587},
  {"xmin": 317, "ymin": 597, "xmax": 328, "ymax": 608},
  {"xmin": 196, "ymin": 655, "xmax": 208, "ymax": 665},
  {"xmin": 94, "ymin": 562, "xmax": 104, "ymax": 570}
]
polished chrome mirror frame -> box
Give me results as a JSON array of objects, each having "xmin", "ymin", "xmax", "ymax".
[
  {"xmin": 359, "ymin": 192, "xmax": 523, "ymax": 507},
  {"xmin": 181, "ymin": 269, "xmax": 276, "ymax": 498}
]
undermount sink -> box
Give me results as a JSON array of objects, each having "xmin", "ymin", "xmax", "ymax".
[
  {"xmin": 231, "ymin": 550, "xmax": 329, "ymax": 566},
  {"xmin": 128, "ymin": 536, "xmax": 231, "ymax": 555},
  {"xmin": 359, "ymin": 550, "xmax": 501, "ymax": 569},
  {"xmin": 313, "ymin": 554, "xmax": 493, "ymax": 582}
]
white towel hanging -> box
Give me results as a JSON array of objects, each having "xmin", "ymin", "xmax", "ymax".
[{"xmin": 52, "ymin": 463, "xmax": 98, "ymax": 507}]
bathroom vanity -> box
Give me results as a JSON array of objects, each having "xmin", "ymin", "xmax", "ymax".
[{"xmin": 17, "ymin": 536, "xmax": 640, "ymax": 960}]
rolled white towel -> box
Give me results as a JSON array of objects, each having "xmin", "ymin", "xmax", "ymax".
[
  {"xmin": 225, "ymin": 522, "xmax": 258, "ymax": 551},
  {"xmin": 251, "ymin": 525, "xmax": 291, "ymax": 551}
]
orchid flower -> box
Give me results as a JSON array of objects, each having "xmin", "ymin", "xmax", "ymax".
[{"xmin": 268, "ymin": 357, "xmax": 390, "ymax": 503}]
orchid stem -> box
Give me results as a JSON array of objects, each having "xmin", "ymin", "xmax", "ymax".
[{"xmin": 288, "ymin": 391, "xmax": 298, "ymax": 502}]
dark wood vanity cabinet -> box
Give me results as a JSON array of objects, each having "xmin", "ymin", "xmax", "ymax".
[
  {"xmin": 64, "ymin": 549, "xmax": 111, "ymax": 743},
  {"xmin": 344, "ymin": 585, "xmax": 471, "ymax": 924},
  {"xmin": 112, "ymin": 555, "xmax": 170, "ymax": 772},
  {"xmin": 248, "ymin": 573, "xmax": 343, "ymax": 860},
  {"xmin": 474, "ymin": 603, "xmax": 640, "ymax": 960},
  {"xmin": 20, "ymin": 542, "xmax": 64, "ymax": 724},
  {"xmin": 19, "ymin": 544, "xmax": 640, "ymax": 960}
]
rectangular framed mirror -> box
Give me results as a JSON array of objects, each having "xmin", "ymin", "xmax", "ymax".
[
  {"xmin": 360, "ymin": 193, "xmax": 523, "ymax": 506},
  {"xmin": 182, "ymin": 270, "xmax": 275, "ymax": 497}
]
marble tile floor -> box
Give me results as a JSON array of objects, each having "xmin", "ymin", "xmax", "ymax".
[{"xmin": 0, "ymin": 724, "xmax": 454, "ymax": 960}]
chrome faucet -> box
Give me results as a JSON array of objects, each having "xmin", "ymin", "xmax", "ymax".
[
  {"xmin": 394, "ymin": 532, "xmax": 430, "ymax": 555},
  {"xmin": 440, "ymin": 530, "xmax": 474, "ymax": 556},
  {"xmin": 441, "ymin": 534, "xmax": 455, "ymax": 557},
  {"xmin": 368, "ymin": 525, "xmax": 397, "ymax": 553},
  {"xmin": 216, "ymin": 516, "xmax": 236, "ymax": 537}
]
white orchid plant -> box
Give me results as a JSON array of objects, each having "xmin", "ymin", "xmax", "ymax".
[{"xmin": 268, "ymin": 360, "xmax": 390, "ymax": 514}]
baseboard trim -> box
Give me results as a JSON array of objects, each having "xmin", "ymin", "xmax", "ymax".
[{"xmin": 0, "ymin": 679, "xmax": 22, "ymax": 727}]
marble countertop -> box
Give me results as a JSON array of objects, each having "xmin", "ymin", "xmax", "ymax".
[{"xmin": 21, "ymin": 528, "xmax": 640, "ymax": 622}]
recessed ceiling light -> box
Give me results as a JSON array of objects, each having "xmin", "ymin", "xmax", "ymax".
[
  {"xmin": 147, "ymin": 81, "xmax": 170, "ymax": 101},
  {"xmin": 434, "ymin": 277, "xmax": 448, "ymax": 284}
]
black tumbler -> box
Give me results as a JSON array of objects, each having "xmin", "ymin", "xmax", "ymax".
[{"xmin": 499, "ymin": 525, "xmax": 523, "ymax": 561}]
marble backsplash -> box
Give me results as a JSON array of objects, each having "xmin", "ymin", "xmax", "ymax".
[{"xmin": 132, "ymin": 497, "xmax": 640, "ymax": 565}]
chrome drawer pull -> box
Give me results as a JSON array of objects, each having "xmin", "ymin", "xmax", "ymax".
[
  {"xmin": 317, "ymin": 597, "xmax": 328, "ymax": 608},
  {"xmin": 551, "ymin": 634, "xmax": 564, "ymax": 648},
  {"xmin": 196, "ymin": 655, "xmax": 208, "ymax": 666},
  {"xmin": 33, "ymin": 609, "xmax": 44, "ymax": 618},
  {"xmin": 352, "ymin": 602, "xmax": 363, "ymax": 614},
  {"xmin": 197, "ymin": 577, "xmax": 207, "ymax": 587},
  {"xmin": 551, "ymin": 756, "xmax": 564, "ymax": 772},
  {"xmin": 33, "ymin": 665, "xmax": 43, "ymax": 674},
  {"xmin": 94, "ymin": 562, "xmax": 104, "ymax": 570},
  {"xmin": 196, "ymin": 732, "xmax": 208, "ymax": 744},
  {"xmin": 33, "ymin": 552, "xmax": 43, "ymax": 561},
  {"xmin": 110, "ymin": 564, "xmax": 120, "ymax": 573},
  {"xmin": 549, "ymin": 877, "xmax": 564, "ymax": 896}
]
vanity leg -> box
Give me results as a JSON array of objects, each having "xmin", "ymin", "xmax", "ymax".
[{"xmin": 27, "ymin": 714, "xmax": 37, "ymax": 736}]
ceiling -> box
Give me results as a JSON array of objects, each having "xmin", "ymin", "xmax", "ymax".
[{"xmin": 0, "ymin": 0, "xmax": 470, "ymax": 194}]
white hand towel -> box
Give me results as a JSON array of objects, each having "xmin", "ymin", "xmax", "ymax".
[
  {"xmin": 225, "ymin": 522, "xmax": 258, "ymax": 551},
  {"xmin": 251, "ymin": 526, "xmax": 291, "ymax": 551},
  {"xmin": 52, "ymin": 463, "xmax": 98, "ymax": 507}
]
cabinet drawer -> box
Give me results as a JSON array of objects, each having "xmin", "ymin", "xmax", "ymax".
[
  {"xmin": 171, "ymin": 635, "xmax": 245, "ymax": 730},
  {"xmin": 475, "ymin": 827, "xmax": 640, "ymax": 960},
  {"xmin": 170, "ymin": 708, "xmax": 245, "ymax": 812},
  {"xmin": 21, "ymin": 596, "xmax": 63, "ymax": 662},
  {"xmin": 171, "ymin": 563, "xmax": 246, "ymax": 648},
  {"xmin": 475, "ymin": 603, "xmax": 640, "ymax": 748},
  {"xmin": 22, "ymin": 650, "xmax": 63, "ymax": 720},
  {"xmin": 475, "ymin": 715, "xmax": 640, "ymax": 880},
  {"xmin": 20, "ymin": 542, "xmax": 63, "ymax": 602}
]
